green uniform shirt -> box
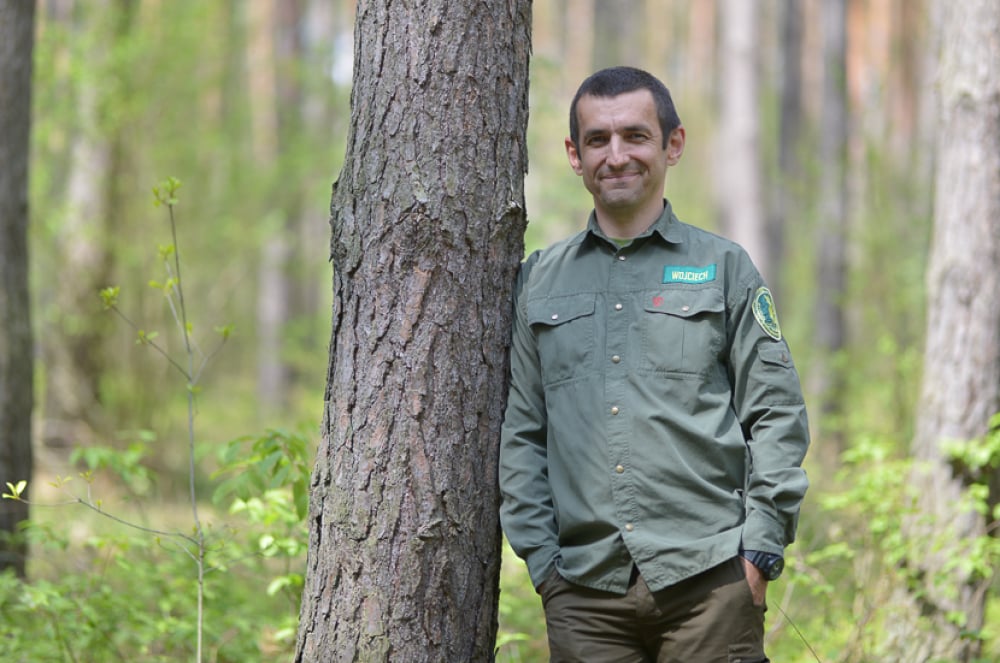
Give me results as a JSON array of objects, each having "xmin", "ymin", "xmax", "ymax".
[{"xmin": 499, "ymin": 201, "xmax": 810, "ymax": 594}]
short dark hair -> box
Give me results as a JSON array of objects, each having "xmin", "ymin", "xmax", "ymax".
[{"xmin": 569, "ymin": 66, "xmax": 681, "ymax": 149}]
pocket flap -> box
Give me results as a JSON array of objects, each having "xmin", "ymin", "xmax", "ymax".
[
  {"xmin": 644, "ymin": 288, "xmax": 724, "ymax": 318},
  {"xmin": 527, "ymin": 294, "xmax": 595, "ymax": 327},
  {"xmin": 758, "ymin": 343, "xmax": 793, "ymax": 367}
]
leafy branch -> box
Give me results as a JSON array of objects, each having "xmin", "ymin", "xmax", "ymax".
[{"xmin": 24, "ymin": 177, "xmax": 230, "ymax": 663}]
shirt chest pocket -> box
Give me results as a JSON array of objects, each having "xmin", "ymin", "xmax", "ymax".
[
  {"xmin": 527, "ymin": 294, "xmax": 597, "ymax": 386},
  {"xmin": 641, "ymin": 288, "xmax": 725, "ymax": 375}
]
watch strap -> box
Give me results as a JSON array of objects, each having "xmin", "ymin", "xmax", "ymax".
[{"xmin": 742, "ymin": 550, "xmax": 784, "ymax": 580}]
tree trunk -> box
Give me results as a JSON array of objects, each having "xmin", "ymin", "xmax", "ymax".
[
  {"xmin": 248, "ymin": 0, "xmax": 293, "ymax": 413},
  {"xmin": 294, "ymin": 2, "xmax": 531, "ymax": 661},
  {"xmin": 553, "ymin": 0, "xmax": 593, "ymax": 103},
  {"xmin": 591, "ymin": 0, "xmax": 645, "ymax": 70},
  {"xmin": 0, "ymin": 0, "xmax": 36, "ymax": 578},
  {"xmin": 895, "ymin": 2, "xmax": 1000, "ymax": 660},
  {"xmin": 770, "ymin": 0, "xmax": 803, "ymax": 305},
  {"xmin": 41, "ymin": 0, "xmax": 136, "ymax": 450},
  {"xmin": 717, "ymin": 0, "xmax": 769, "ymax": 280},
  {"xmin": 811, "ymin": 0, "xmax": 849, "ymax": 455}
]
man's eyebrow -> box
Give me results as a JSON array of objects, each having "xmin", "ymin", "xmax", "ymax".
[
  {"xmin": 582, "ymin": 128, "xmax": 609, "ymax": 141},
  {"xmin": 622, "ymin": 123, "xmax": 654, "ymax": 135},
  {"xmin": 583, "ymin": 124, "xmax": 654, "ymax": 141}
]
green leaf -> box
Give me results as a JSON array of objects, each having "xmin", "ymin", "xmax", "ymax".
[
  {"xmin": 3, "ymin": 480, "xmax": 27, "ymax": 499},
  {"xmin": 214, "ymin": 324, "xmax": 235, "ymax": 340},
  {"xmin": 293, "ymin": 478, "xmax": 309, "ymax": 521},
  {"xmin": 99, "ymin": 286, "xmax": 121, "ymax": 309},
  {"xmin": 153, "ymin": 176, "xmax": 182, "ymax": 206}
]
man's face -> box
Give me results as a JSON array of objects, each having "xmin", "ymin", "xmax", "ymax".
[{"xmin": 566, "ymin": 89, "xmax": 684, "ymax": 227}]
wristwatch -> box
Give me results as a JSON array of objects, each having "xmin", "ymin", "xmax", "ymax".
[{"xmin": 742, "ymin": 550, "xmax": 784, "ymax": 581}]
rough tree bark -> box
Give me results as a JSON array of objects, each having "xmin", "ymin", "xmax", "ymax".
[
  {"xmin": 0, "ymin": 0, "xmax": 36, "ymax": 578},
  {"xmin": 894, "ymin": 2, "xmax": 1000, "ymax": 660},
  {"xmin": 294, "ymin": 2, "xmax": 531, "ymax": 661}
]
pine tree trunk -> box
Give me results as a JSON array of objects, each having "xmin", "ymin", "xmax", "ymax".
[
  {"xmin": 895, "ymin": 1, "xmax": 1000, "ymax": 660},
  {"xmin": 0, "ymin": 0, "xmax": 36, "ymax": 578},
  {"xmin": 770, "ymin": 0, "xmax": 803, "ymax": 305},
  {"xmin": 41, "ymin": 0, "xmax": 136, "ymax": 450},
  {"xmin": 294, "ymin": 2, "xmax": 531, "ymax": 661},
  {"xmin": 717, "ymin": 0, "xmax": 769, "ymax": 281},
  {"xmin": 248, "ymin": 0, "xmax": 292, "ymax": 413},
  {"xmin": 811, "ymin": 0, "xmax": 848, "ymax": 455},
  {"xmin": 591, "ymin": 0, "xmax": 645, "ymax": 70}
]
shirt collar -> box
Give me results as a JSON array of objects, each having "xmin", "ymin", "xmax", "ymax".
[{"xmin": 585, "ymin": 199, "xmax": 685, "ymax": 246}]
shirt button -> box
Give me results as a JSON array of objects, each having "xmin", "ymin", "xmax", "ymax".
[
  {"xmin": 625, "ymin": 523, "xmax": 634, "ymax": 532},
  {"xmin": 615, "ymin": 464, "xmax": 625, "ymax": 474},
  {"xmin": 611, "ymin": 406, "xmax": 620, "ymax": 415},
  {"xmin": 618, "ymin": 255, "xmax": 627, "ymax": 261},
  {"xmin": 611, "ymin": 355, "xmax": 621, "ymax": 363},
  {"xmin": 551, "ymin": 314, "xmax": 559, "ymax": 320},
  {"xmin": 614, "ymin": 303, "xmax": 623, "ymax": 311},
  {"xmin": 681, "ymin": 305, "xmax": 690, "ymax": 312}
]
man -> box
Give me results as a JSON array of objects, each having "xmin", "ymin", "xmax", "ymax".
[{"xmin": 499, "ymin": 66, "xmax": 810, "ymax": 662}]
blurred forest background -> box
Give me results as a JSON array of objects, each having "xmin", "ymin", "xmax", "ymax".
[{"xmin": 2, "ymin": 0, "xmax": 999, "ymax": 661}]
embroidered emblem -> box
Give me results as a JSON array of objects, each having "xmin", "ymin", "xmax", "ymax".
[
  {"xmin": 663, "ymin": 264, "xmax": 717, "ymax": 284},
  {"xmin": 752, "ymin": 287, "xmax": 782, "ymax": 340},
  {"xmin": 652, "ymin": 295, "xmax": 664, "ymax": 307}
]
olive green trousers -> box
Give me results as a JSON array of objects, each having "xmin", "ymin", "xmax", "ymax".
[{"xmin": 538, "ymin": 557, "xmax": 769, "ymax": 663}]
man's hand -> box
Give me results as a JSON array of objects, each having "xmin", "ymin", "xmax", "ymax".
[{"xmin": 741, "ymin": 557, "xmax": 768, "ymax": 607}]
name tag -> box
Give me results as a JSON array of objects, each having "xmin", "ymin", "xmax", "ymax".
[{"xmin": 663, "ymin": 264, "xmax": 716, "ymax": 284}]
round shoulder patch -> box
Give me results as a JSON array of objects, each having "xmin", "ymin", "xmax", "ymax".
[{"xmin": 752, "ymin": 287, "xmax": 782, "ymax": 340}]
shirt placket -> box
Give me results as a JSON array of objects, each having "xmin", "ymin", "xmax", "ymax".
[{"xmin": 605, "ymin": 243, "xmax": 638, "ymax": 556}]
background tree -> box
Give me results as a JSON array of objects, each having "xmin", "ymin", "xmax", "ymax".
[
  {"xmin": 39, "ymin": 0, "xmax": 137, "ymax": 451},
  {"xmin": 770, "ymin": 0, "xmax": 803, "ymax": 305},
  {"xmin": 0, "ymin": 0, "xmax": 36, "ymax": 578},
  {"xmin": 255, "ymin": 0, "xmax": 341, "ymax": 416},
  {"xmin": 13, "ymin": 1, "xmax": 1000, "ymax": 659},
  {"xmin": 716, "ymin": 0, "xmax": 769, "ymax": 281},
  {"xmin": 896, "ymin": 1, "xmax": 1000, "ymax": 659},
  {"xmin": 294, "ymin": 1, "xmax": 531, "ymax": 661},
  {"xmin": 592, "ymin": 0, "xmax": 645, "ymax": 70},
  {"xmin": 812, "ymin": 0, "xmax": 849, "ymax": 456}
]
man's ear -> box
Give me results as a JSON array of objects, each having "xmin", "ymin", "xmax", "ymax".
[
  {"xmin": 565, "ymin": 137, "xmax": 583, "ymax": 175},
  {"xmin": 666, "ymin": 126, "xmax": 686, "ymax": 166}
]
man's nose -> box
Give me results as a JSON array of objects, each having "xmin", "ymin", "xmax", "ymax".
[{"xmin": 606, "ymin": 137, "xmax": 629, "ymax": 168}]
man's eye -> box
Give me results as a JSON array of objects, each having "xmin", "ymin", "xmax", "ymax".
[{"xmin": 588, "ymin": 137, "xmax": 608, "ymax": 146}]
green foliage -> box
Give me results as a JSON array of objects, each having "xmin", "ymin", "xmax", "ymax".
[
  {"xmin": 211, "ymin": 428, "xmax": 313, "ymax": 609},
  {"xmin": 0, "ymin": 426, "xmax": 312, "ymax": 661},
  {"xmin": 153, "ymin": 176, "xmax": 183, "ymax": 207},
  {"xmin": 759, "ymin": 429, "xmax": 1000, "ymax": 662},
  {"xmin": 213, "ymin": 428, "xmax": 312, "ymax": 523},
  {"xmin": 30, "ymin": 2, "xmax": 348, "ymax": 442},
  {"xmin": 2, "ymin": 481, "xmax": 27, "ymax": 501},
  {"xmin": 496, "ymin": 541, "xmax": 548, "ymax": 662},
  {"xmin": 18, "ymin": 3, "xmax": 994, "ymax": 661},
  {"xmin": 0, "ymin": 175, "xmax": 317, "ymax": 660},
  {"xmin": 99, "ymin": 286, "xmax": 121, "ymax": 309},
  {"xmin": 71, "ymin": 432, "xmax": 156, "ymax": 496},
  {"xmin": 943, "ymin": 413, "xmax": 1000, "ymax": 488}
]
